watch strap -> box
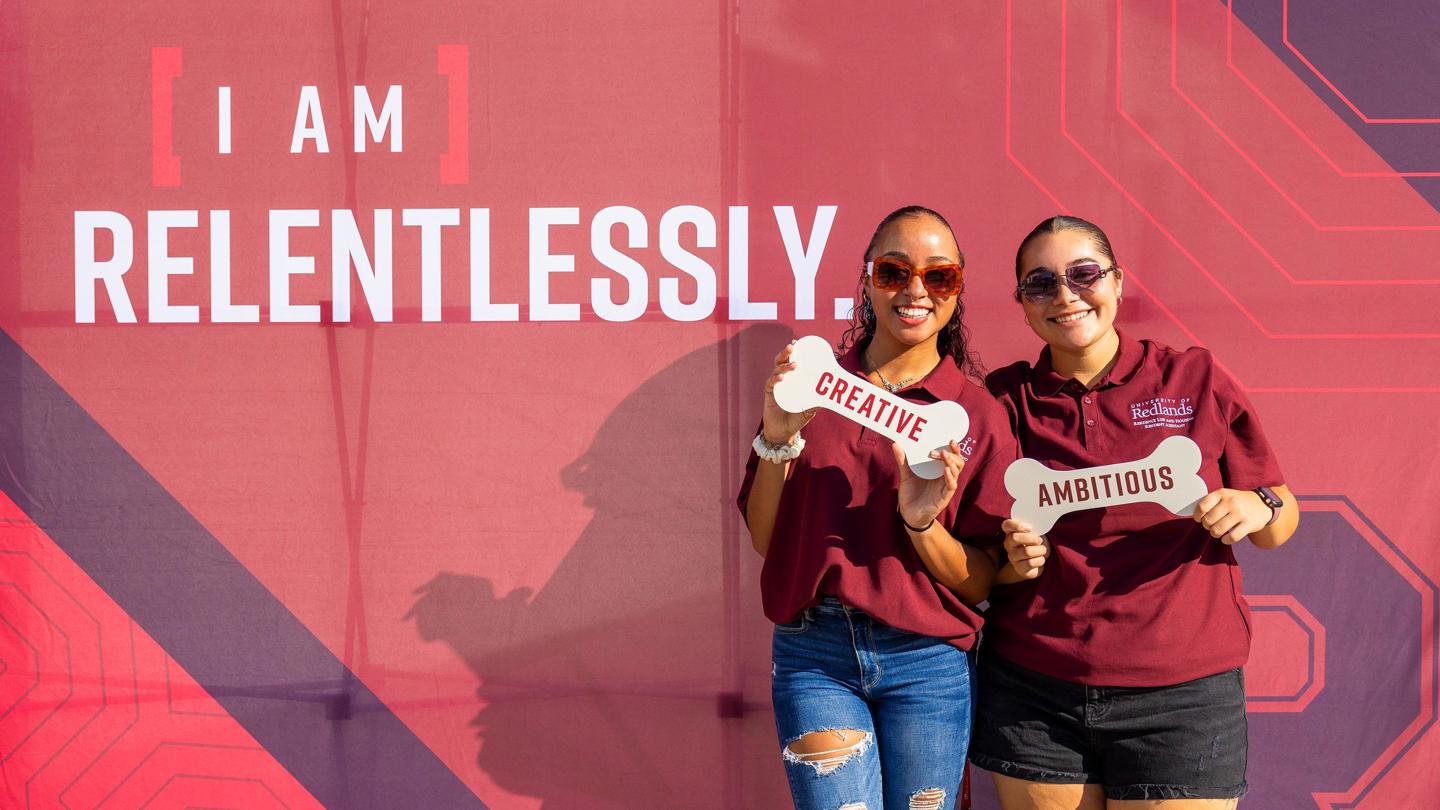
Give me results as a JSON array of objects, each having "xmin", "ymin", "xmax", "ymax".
[{"xmin": 1254, "ymin": 486, "xmax": 1283, "ymax": 527}]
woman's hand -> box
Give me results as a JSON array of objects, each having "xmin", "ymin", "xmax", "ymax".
[
  {"xmin": 891, "ymin": 440, "xmax": 966, "ymax": 529},
  {"xmin": 1001, "ymin": 519, "xmax": 1049, "ymax": 580},
  {"xmin": 1193, "ymin": 488, "xmax": 1274, "ymax": 545},
  {"xmin": 893, "ymin": 441, "xmax": 996, "ymax": 604},
  {"xmin": 762, "ymin": 341, "xmax": 817, "ymax": 445}
]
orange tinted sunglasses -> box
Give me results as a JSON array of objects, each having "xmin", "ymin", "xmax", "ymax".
[{"xmin": 866, "ymin": 257, "xmax": 965, "ymax": 297}]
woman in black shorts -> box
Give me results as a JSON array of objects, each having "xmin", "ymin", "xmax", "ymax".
[{"xmin": 970, "ymin": 216, "xmax": 1299, "ymax": 809}]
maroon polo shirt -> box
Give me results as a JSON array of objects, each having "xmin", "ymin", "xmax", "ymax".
[
  {"xmin": 737, "ymin": 340, "xmax": 1016, "ymax": 650},
  {"xmin": 985, "ymin": 333, "xmax": 1285, "ymax": 686}
]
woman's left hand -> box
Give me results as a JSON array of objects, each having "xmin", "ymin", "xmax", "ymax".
[
  {"xmin": 1193, "ymin": 488, "xmax": 1273, "ymax": 545},
  {"xmin": 891, "ymin": 441, "xmax": 966, "ymax": 530}
]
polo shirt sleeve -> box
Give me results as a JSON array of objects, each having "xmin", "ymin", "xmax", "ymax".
[
  {"xmin": 984, "ymin": 361, "xmax": 1027, "ymax": 440},
  {"xmin": 944, "ymin": 392, "xmax": 1017, "ymax": 550},
  {"xmin": 1212, "ymin": 362, "xmax": 1286, "ymax": 490},
  {"xmin": 735, "ymin": 422, "xmax": 763, "ymax": 521}
]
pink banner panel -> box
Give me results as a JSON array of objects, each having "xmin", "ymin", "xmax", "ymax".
[{"xmin": 1, "ymin": 1, "xmax": 1436, "ymax": 807}]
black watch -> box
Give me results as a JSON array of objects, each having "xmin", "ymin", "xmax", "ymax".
[{"xmin": 1253, "ymin": 486, "xmax": 1283, "ymax": 526}]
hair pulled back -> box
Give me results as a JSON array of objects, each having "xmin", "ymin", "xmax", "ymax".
[{"xmin": 1012, "ymin": 215, "xmax": 1117, "ymax": 301}]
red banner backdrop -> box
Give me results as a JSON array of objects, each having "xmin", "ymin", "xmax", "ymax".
[{"xmin": 1, "ymin": 1, "xmax": 1436, "ymax": 807}]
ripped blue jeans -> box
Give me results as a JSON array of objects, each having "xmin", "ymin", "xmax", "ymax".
[{"xmin": 771, "ymin": 597, "xmax": 974, "ymax": 810}]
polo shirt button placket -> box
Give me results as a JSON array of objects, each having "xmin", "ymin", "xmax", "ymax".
[{"xmin": 1080, "ymin": 391, "xmax": 1099, "ymax": 447}]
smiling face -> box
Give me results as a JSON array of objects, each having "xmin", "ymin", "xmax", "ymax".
[
  {"xmin": 865, "ymin": 213, "xmax": 961, "ymax": 351},
  {"xmin": 1017, "ymin": 228, "xmax": 1123, "ymax": 353}
]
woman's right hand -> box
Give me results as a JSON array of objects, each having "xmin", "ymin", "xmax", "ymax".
[
  {"xmin": 762, "ymin": 341, "xmax": 817, "ymax": 444},
  {"xmin": 1002, "ymin": 519, "xmax": 1049, "ymax": 579}
]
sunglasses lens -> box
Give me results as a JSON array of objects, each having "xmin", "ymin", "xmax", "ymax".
[
  {"xmin": 1020, "ymin": 271, "xmax": 1059, "ymax": 300},
  {"xmin": 1068, "ymin": 264, "xmax": 1104, "ymax": 288},
  {"xmin": 871, "ymin": 259, "xmax": 910, "ymax": 290},
  {"xmin": 923, "ymin": 266, "xmax": 962, "ymax": 296}
]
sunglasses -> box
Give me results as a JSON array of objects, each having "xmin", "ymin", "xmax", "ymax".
[
  {"xmin": 1016, "ymin": 263, "xmax": 1116, "ymax": 302},
  {"xmin": 866, "ymin": 257, "xmax": 965, "ymax": 297}
]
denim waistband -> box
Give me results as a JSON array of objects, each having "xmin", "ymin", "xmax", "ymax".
[{"xmin": 812, "ymin": 595, "xmax": 864, "ymax": 616}]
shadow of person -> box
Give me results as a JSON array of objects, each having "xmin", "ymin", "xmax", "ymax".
[{"xmin": 406, "ymin": 324, "xmax": 797, "ymax": 809}]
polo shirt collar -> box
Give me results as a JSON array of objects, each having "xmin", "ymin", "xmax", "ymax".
[
  {"xmin": 837, "ymin": 338, "xmax": 964, "ymax": 401},
  {"xmin": 1029, "ymin": 329, "xmax": 1144, "ymax": 397},
  {"xmin": 1104, "ymin": 329, "xmax": 1145, "ymax": 386}
]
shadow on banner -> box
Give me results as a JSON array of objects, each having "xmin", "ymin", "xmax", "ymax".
[{"xmin": 406, "ymin": 323, "xmax": 797, "ymax": 808}]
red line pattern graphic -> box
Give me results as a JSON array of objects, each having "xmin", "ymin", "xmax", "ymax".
[
  {"xmin": 1005, "ymin": 0, "xmax": 1440, "ymax": 393},
  {"xmin": 1278, "ymin": 0, "xmax": 1440, "ymax": 125},
  {"xmin": 0, "ymin": 494, "xmax": 322, "ymax": 809},
  {"xmin": 1299, "ymin": 499, "xmax": 1437, "ymax": 810},
  {"xmin": 1245, "ymin": 593, "xmax": 1325, "ymax": 712},
  {"xmin": 1135, "ymin": 1, "xmax": 1440, "ymax": 271},
  {"xmin": 1225, "ymin": 3, "xmax": 1440, "ymax": 178}
]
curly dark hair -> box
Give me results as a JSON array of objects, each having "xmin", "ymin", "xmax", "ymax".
[{"xmin": 837, "ymin": 205, "xmax": 984, "ymax": 379}]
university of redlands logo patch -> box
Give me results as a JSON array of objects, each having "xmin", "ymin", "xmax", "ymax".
[{"xmin": 1129, "ymin": 396, "xmax": 1195, "ymax": 429}]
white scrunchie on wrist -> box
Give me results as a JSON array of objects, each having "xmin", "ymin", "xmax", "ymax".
[{"xmin": 753, "ymin": 432, "xmax": 805, "ymax": 463}]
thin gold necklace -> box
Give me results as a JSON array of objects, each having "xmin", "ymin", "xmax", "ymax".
[{"xmin": 866, "ymin": 349, "xmax": 935, "ymax": 393}]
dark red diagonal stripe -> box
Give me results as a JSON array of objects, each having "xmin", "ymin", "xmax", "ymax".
[{"xmin": 0, "ymin": 328, "xmax": 486, "ymax": 810}]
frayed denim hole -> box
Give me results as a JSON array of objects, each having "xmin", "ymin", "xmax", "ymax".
[
  {"xmin": 908, "ymin": 787, "xmax": 945, "ymax": 810},
  {"xmin": 780, "ymin": 729, "xmax": 874, "ymax": 777}
]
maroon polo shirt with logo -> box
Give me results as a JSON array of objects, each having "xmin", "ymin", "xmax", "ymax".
[
  {"xmin": 985, "ymin": 333, "xmax": 1285, "ymax": 686},
  {"xmin": 737, "ymin": 340, "xmax": 1016, "ymax": 650}
]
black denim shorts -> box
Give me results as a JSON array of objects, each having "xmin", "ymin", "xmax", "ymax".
[{"xmin": 969, "ymin": 649, "xmax": 1248, "ymax": 801}]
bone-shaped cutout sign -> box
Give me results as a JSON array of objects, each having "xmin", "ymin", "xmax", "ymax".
[
  {"xmin": 772, "ymin": 335, "xmax": 969, "ymax": 479},
  {"xmin": 1005, "ymin": 435, "xmax": 1208, "ymax": 535}
]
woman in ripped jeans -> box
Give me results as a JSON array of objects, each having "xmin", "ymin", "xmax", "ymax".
[{"xmin": 738, "ymin": 206, "xmax": 1016, "ymax": 810}]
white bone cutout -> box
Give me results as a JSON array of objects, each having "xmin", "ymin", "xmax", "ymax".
[
  {"xmin": 772, "ymin": 336, "xmax": 969, "ymax": 479},
  {"xmin": 1004, "ymin": 435, "xmax": 1208, "ymax": 535}
]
